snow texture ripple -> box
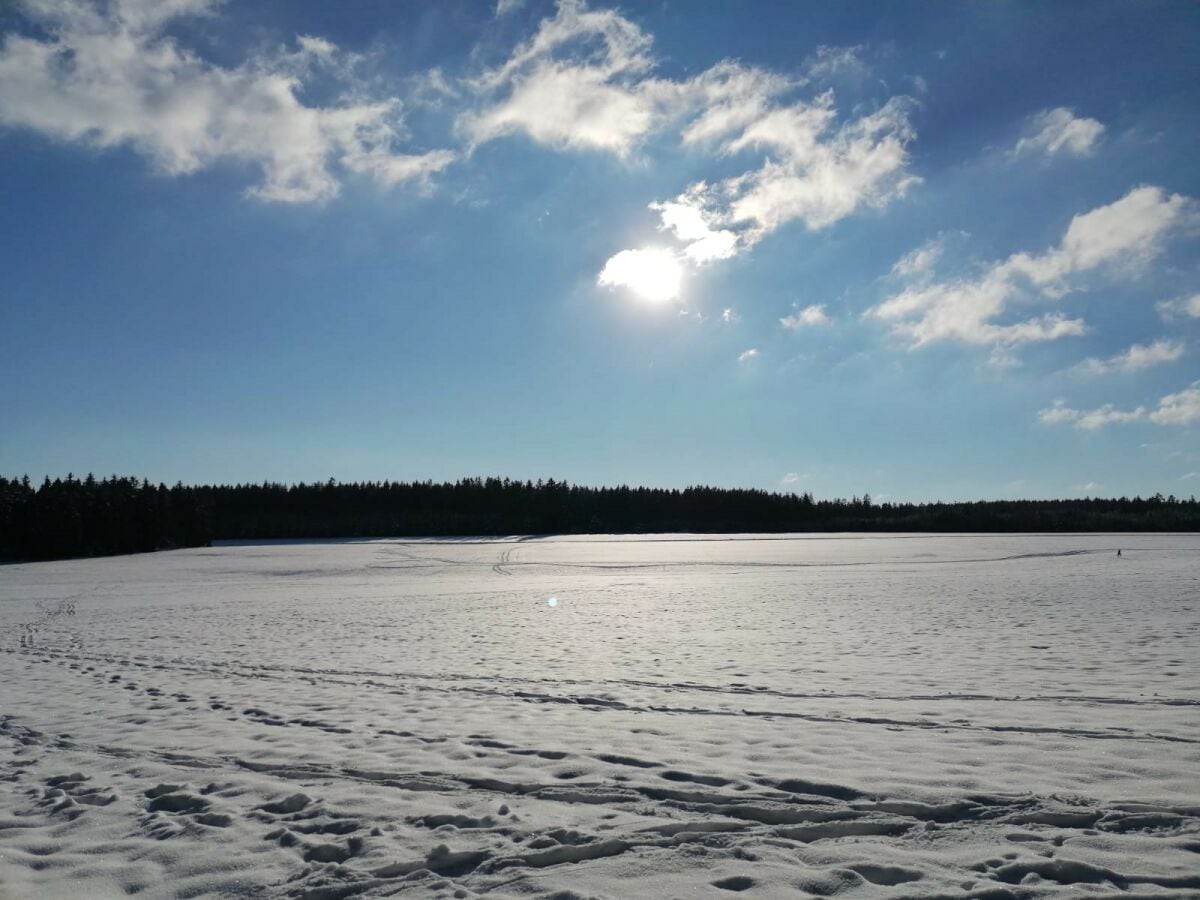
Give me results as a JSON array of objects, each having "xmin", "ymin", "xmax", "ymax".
[{"xmin": 1, "ymin": 533, "xmax": 1198, "ymax": 898}]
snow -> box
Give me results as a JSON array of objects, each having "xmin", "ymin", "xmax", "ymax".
[{"xmin": 1, "ymin": 533, "xmax": 1198, "ymax": 898}]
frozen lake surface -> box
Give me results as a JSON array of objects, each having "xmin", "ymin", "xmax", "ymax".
[{"xmin": 1, "ymin": 534, "xmax": 1198, "ymax": 898}]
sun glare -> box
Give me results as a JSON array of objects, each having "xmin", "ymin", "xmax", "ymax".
[{"xmin": 597, "ymin": 247, "xmax": 683, "ymax": 303}]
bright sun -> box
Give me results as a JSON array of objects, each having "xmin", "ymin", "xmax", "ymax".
[{"xmin": 597, "ymin": 247, "xmax": 683, "ymax": 303}]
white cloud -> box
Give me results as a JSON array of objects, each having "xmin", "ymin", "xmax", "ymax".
[
  {"xmin": 1037, "ymin": 401, "xmax": 1083, "ymax": 426},
  {"xmin": 869, "ymin": 186, "xmax": 1194, "ymax": 352},
  {"xmin": 1076, "ymin": 481, "xmax": 1102, "ymax": 493},
  {"xmin": 0, "ymin": 0, "xmax": 454, "ymax": 203},
  {"xmin": 1157, "ymin": 293, "xmax": 1200, "ymax": 320},
  {"xmin": 676, "ymin": 61, "xmax": 792, "ymax": 148},
  {"xmin": 473, "ymin": 2, "xmax": 915, "ymax": 280},
  {"xmin": 715, "ymin": 93, "xmax": 919, "ymax": 238},
  {"xmin": 1150, "ymin": 382, "xmax": 1200, "ymax": 426},
  {"xmin": 1077, "ymin": 339, "xmax": 1184, "ymax": 376},
  {"xmin": 1007, "ymin": 185, "xmax": 1192, "ymax": 288},
  {"xmin": 596, "ymin": 247, "xmax": 681, "ymax": 302},
  {"xmin": 603, "ymin": 90, "xmax": 917, "ymax": 284},
  {"xmin": 1181, "ymin": 472, "xmax": 1199, "ymax": 481},
  {"xmin": 651, "ymin": 190, "xmax": 739, "ymax": 263},
  {"xmin": 1078, "ymin": 405, "xmax": 1146, "ymax": 430},
  {"xmin": 463, "ymin": 8, "xmax": 794, "ymax": 160},
  {"xmin": 890, "ymin": 237, "xmax": 946, "ymax": 280},
  {"xmin": 738, "ymin": 348, "xmax": 760, "ymax": 363},
  {"xmin": 780, "ymin": 472, "xmax": 806, "ymax": 485},
  {"xmin": 495, "ymin": 0, "xmax": 525, "ymax": 16},
  {"xmin": 1038, "ymin": 401, "xmax": 1145, "ymax": 430},
  {"xmin": 1013, "ymin": 107, "xmax": 1105, "ymax": 158},
  {"xmin": 462, "ymin": 69, "xmax": 654, "ymax": 156},
  {"xmin": 1038, "ymin": 381, "xmax": 1200, "ymax": 430},
  {"xmin": 780, "ymin": 304, "xmax": 831, "ymax": 329},
  {"xmin": 721, "ymin": 308, "xmax": 739, "ymax": 324},
  {"xmin": 460, "ymin": 0, "xmax": 660, "ymax": 156}
]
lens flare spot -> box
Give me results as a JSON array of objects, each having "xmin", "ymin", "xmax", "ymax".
[{"xmin": 546, "ymin": 597, "xmax": 559, "ymax": 608}]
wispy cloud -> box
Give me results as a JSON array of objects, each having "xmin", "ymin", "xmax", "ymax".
[
  {"xmin": 652, "ymin": 191, "xmax": 739, "ymax": 264},
  {"xmin": 890, "ymin": 236, "xmax": 948, "ymax": 280},
  {"xmin": 1077, "ymin": 339, "xmax": 1184, "ymax": 376},
  {"xmin": 804, "ymin": 45, "xmax": 865, "ymax": 81},
  {"xmin": 1039, "ymin": 381, "xmax": 1200, "ymax": 430},
  {"xmin": 780, "ymin": 304, "xmax": 832, "ymax": 329},
  {"xmin": 475, "ymin": 1, "xmax": 920, "ymax": 295},
  {"xmin": 738, "ymin": 348, "xmax": 760, "ymax": 363},
  {"xmin": 495, "ymin": 0, "xmax": 525, "ymax": 17},
  {"xmin": 1150, "ymin": 383, "xmax": 1200, "ymax": 426},
  {"xmin": 1039, "ymin": 402, "xmax": 1147, "ymax": 430},
  {"xmin": 666, "ymin": 92, "xmax": 918, "ymax": 245},
  {"xmin": 675, "ymin": 61, "xmax": 793, "ymax": 148},
  {"xmin": 1157, "ymin": 293, "xmax": 1200, "ymax": 321},
  {"xmin": 460, "ymin": 0, "xmax": 660, "ymax": 156},
  {"xmin": 1013, "ymin": 107, "xmax": 1104, "ymax": 158},
  {"xmin": 0, "ymin": 0, "xmax": 455, "ymax": 203},
  {"xmin": 603, "ymin": 89, "xmax": 917, "ymax": 291},
  {"xmin": 462, "ymin": 2, "xmax": 803, "ymax": 166},
  {"xmin": 721, "ymin": 308, "xmax": 740, "ymax": 324},
  {"xmin": 868, "ymin": 186, "xmax": 1194, "ymax": 354}
]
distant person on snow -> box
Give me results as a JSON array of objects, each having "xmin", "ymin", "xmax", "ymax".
[{"xmin": 1117, "ymin": 549, "xmax": 1122, "ymax": 557}]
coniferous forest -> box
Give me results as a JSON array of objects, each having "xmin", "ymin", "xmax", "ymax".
[{"xmin": 1, "ymin": 474, "xmax": 1198, "ymax": 562}]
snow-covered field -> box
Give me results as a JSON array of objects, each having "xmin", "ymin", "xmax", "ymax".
[{"xmin": 1, "ymin": 534, "xmax": 1198, "ymax": 899}]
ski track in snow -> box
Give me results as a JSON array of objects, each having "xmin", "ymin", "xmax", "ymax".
[{"xmin": 0, "ymin": 533, "xmax": 1198, "ymax": 899}]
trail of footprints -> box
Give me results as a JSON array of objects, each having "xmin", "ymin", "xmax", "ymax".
[
  {"xmin": 5, "ymin": 638, "xmax": 1200, "ymax": 895},
  {"xmin": 17, "ymin": 640, "xmax": 1197, "ymax": 761},
  {"xmin": 261, "ymin": 762, "xmax": 1200, "ymax": 899},
  {"xmin": 15, "ymin": 636, "xmax": 1199, "ymax": 753},
  {"xmin": 141, "ymin": 782, "xmax": 234, "ymax": 835},
  {"xmin": 7, "ymin": 757, "xmax": 1200, "ymax": 898},
  {"xmin": 32, "ymin": 772, "xmax": 117, "ymax": 821},
  {"xmin": 15, "ymin": 598, "xmax": 82, "ymax": 652},
  {"xmin": 6, "ymin": 704, "xmax": 1198, "ymax": 898}
]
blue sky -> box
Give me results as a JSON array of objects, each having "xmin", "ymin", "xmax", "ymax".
[{"xmin": 1, "ymin": 0, "xmax": 1198, "ymax": 501}]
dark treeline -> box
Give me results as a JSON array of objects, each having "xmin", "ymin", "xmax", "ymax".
[
  {"xmin": 0, "ymin": 475, "xmax": 210, "ymax": 561},
  {"xmin": 2, "ymin": 474, "xmax": 1198, "ymax": 562}
]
